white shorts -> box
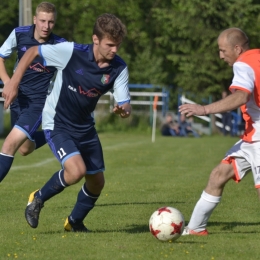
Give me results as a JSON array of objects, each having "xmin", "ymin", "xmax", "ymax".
[{"xmin": 222, "ymin": 139, "xmax": 260, "ymax": 188}]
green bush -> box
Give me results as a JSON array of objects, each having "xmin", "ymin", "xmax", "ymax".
[{"xmin": 95, "ymin": 113, "xmax": 153, "ymax": 133}]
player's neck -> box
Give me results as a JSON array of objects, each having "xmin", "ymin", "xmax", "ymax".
[
  {"xmin": 34, "ymin": 32, "xmax": 50, "ymax": 43},
  {"xmin": 36, "ymin": 38, "xmax": 49, "ymax": 43},
  {"xmin": 94, "ymin": 55, "xmax": 110, "ymax": 68},
  {"xmin": 93, "ymin": 47, "xmax": 111, "ymax": 68},
  {"xmin": 96, "ymin": 60, "xmax": 110, "ymax": 68}
]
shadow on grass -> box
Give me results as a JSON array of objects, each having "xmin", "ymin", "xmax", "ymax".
[
  {"xmin": 39, "ymin": 221, "xmax": 260, "ymax": 237},
  {"xmin": 53, "ymin": 201, "xmax": 186, "ymax": 210},
  {"xmin": 207, "ymin": 221, "xmax": 260, "ymax": 233}
]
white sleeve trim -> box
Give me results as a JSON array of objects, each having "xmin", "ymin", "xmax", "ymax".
[
  {"xmin": 0, "ymin": 29, "xmax": 17, "ymax": 58},
  {"xmin": 39, "ymin": 42, "xmax": 74, "ymax": 70},
  {"xmin": 231, "ymin": 61, "xmax": 255, "ymax": 92},
  {"xmin": 112, "ymin": 66, "xmax": 130, "ymax": 103}
]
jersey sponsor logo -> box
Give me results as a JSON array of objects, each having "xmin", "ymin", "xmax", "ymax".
[
  {"xmin": 21, "ymin": 46, "xmax": 27, "ymax": 52},
  {"xmin": 29, "ymin": 63, "xmax": 50, "ymax": 73},
  {"xmin": 75, "ymin": 69, "xmax": 84, "ymax": 75},
  {"xmin": 79, "ymin": 86, "xmax": 101, "ymax": 97},
  {"xmin": 101, "ymin": 74, "xmax": 110, "ymax": 84},
  {"xmin": 68, "ymin": 85, "xmax": 77, "ymax": 92}
]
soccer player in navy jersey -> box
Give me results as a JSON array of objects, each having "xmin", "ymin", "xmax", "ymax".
[
  {"xmin": 4, "ymin": 13, "xmax": 131, "ymax": 232},
  {"xmin": 0, "ymin": 2, "xmax": 66, "ymax": 183}
]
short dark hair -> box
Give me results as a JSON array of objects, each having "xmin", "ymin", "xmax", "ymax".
[{"xmin": 93, "ymin": 13, "xmax": 127, "ymax": 42}]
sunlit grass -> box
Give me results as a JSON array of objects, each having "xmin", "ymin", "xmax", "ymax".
[{"xmin": 1, "ymin": 133, "xmax": 259, "ymax": 259}]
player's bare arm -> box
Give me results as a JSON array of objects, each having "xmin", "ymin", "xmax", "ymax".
[
  {"xmin": 113, "ymin": 103, "xmax": 132, "ymax": 118},
  {"xmin": 3, "ymin": 46, "xmax": 40, "ymax": 109},
  {"xmin": 0, "ymin": 57, "xmax": 11, "ymax": 102},
  {"xmin": 0, "ymin": 57, "xmax": 11, "ymax": 86},
  {"xmin": 179, "ymin": 90, "xmax": 249, "ymax": 117}
]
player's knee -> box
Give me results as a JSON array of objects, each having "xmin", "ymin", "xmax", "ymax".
[
  {"xmin": 18, "ymin": 141, "xmax": 35, "ymax": 156},
  {"xmin": 96, "ymin": 178, "xmax": 105, "ymax": 190},
  {"xmin": 66, "ymin": 167, "xmax": 86, "ymax": 183},
  {"xmin": 18, "ymin": 147, "xmax": 33, "ymax": 156},
  {"xmin": 85, "ymin": 172, "xmax": 105, "ymax": 192}
]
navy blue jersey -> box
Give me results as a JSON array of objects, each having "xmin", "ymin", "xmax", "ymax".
[
  {"xmin": 40, "ymin": 42, "xmax": 130, "ymax": 136},
  {"xmin": 0, "ymin": 25, "xmax": 66, "ymax": 102}
]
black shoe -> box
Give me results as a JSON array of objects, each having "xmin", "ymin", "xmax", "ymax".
[
  {"xmin": 64, "ymin": 217, "xmax": 91, "ymax": 233},
  {"xmin": 25, "ymin": 190, "xmax": 44, "ymax": 228}
]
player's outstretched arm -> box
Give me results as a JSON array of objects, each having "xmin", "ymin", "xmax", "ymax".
[
  {"xmin": 179, "ymin": 90, "xmax": 249, "ymax": 117},
  {"xmin": 2, "ymin": 46, "xmax": 40, "ymax": 109},
  {"xmin": 113, "ymin": 103, "xmax": 132, "ymax": 118}
]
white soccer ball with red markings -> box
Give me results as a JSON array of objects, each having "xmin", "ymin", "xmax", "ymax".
[{"xmin": 149, "ymin": 206, "xmax": 185, "ymax": 242}]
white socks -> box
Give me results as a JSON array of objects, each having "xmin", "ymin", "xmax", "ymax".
[{"xmin": 188, "ymin": 191, "xmax": 221, "ymax": 232}]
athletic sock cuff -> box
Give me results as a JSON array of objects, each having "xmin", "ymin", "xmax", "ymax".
[
  {"xmin": 59, "ymin": 170, "xmax": 69, "ymax": 187},
  {"xmin": 0, "ymin": 153, "xmax": 14, "ymax": 158},
  {"xmin": 201, "ymin": 191, "xmax": 221, "ymax": 203},
  {"xmin": 82, "ymin": 184, "xmax": 100, "ymax": 199}
]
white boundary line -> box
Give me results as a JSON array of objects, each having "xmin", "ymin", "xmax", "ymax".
[
  {"xmin": 10, "ymin": 158, "xmax": 56, "ymax": 171},
  {"xmin": 9, "ymin": 140, "xmax": 146, "ymax": 171}
]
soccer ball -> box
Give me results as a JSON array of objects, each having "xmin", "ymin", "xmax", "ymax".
[{"xmin": 149, "ymin": 206, "xmax": 185, "ymax": 242}]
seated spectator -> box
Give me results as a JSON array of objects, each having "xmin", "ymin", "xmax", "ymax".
[
  {"xmin": 161, "ymin": 113, "xmax": 180, "ymax": 137},
  {"xmin": 179, "ymin": 114, "xmax": 200, "ymax": 137}
]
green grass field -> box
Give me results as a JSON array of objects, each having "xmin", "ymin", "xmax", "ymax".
[{"xmin": 1, "ymin": 133, "xmax": 260, "ymax": 260}]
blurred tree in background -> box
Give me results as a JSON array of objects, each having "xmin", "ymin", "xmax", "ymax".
[{"xmin": 1, "ymin": 0, "xmax": 260, "ymax": 109}]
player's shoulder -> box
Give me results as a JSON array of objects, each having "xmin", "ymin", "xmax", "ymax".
[
  {"xmin": 73, "ymin": 43, "xmax": 91, "ymax": 53},
  {"xmin": 14, "ymin": 25, "xmax": 32, "ymax": 34},
  {"xmin": 112, "ymin": 54, "xmax": 127, "ymax": 69},
  {"xmin": 52, "ymin": 34, "xmax": 67, "ymax": 43}
]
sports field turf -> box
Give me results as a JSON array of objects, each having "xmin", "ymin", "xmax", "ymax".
[{"xmin": 1, "ymin": 133, "xmax": 260, "ymax": 259}]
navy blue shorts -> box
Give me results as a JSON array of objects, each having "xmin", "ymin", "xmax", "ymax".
[
  {"xmin": 10, "ymin": 99, "xmax": 44, "ymax": 141},
  {"xmin": 44, "ymin": 128, "xmax": 105, "ymax": 175}
]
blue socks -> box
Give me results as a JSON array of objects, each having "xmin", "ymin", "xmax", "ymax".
[
  {"xmin": 68, "ymin": 184, "xmax": 100, "ymax": 225},
  {"xmin": 0, "ymin": 153, "xmax": 14, "ymax": 182},
  {"xmin": 35, "ymin": 169, "xmax": 69, "ymax": 201},
  {"xmin": 34, "ymin": 131, "xmax": 47, "ymax": 150},
  {"xmin": 34, "ymin": 169, "xmax": 100, "ymax": 225}
]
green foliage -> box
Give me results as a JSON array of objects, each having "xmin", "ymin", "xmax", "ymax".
[
  {"xmin": 1, "ymin": 0, "xmax": 260, "ymax": 107},
  {"xmin": 0, "ymin": 134, "xmax": 259, "ymax": 259},
  {"xmin": 152, "ymin": 0, "xmax": 260, "ymax": 97},
  {"xmin": 95, "ymin": 112, "xmax": 152, "ymax": 133}
]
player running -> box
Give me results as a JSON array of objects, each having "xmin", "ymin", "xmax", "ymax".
[
  {"xmin": 0, "ymin": 2, "xmax": 66, "ymax": 182},
  {"xmin": 4, "ymin": 13, "xmax": 131, "ymax": 232}
]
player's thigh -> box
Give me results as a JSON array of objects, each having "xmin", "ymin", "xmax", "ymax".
[
  {"xmin": 208, "ymin": 163, "xmax": 235, "ymax": 187},
  {"xmin": 45, "ymin": 130, "xmax": 86, "ymax": 174},
  {"xmin": 224, "ymin": 140, "xmax": 257, "ymax": 185},
  {"xmin": 14, "ymin": 104, "xmax": 43, "ymax": 141},
  {"xmin": 1, "ymin": 127, "xmax": 28, "ymax": 154},
  {"xmin": 80, "ymin": 131, "xmax": 105, "ymax": 175},
  {"xmin": 63, "ymin": 154, "xmax": 86, "ymax": 183}
]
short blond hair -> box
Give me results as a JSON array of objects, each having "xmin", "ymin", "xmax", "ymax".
[{"xmin": 35, "ymin": 2, "xmax": 57, "ymax": 19}]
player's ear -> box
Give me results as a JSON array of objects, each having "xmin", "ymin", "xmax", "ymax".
[
  {"xmin": 92, "ymin": 35, "xmax": 99, "ymax": 45},
  {"xmin": 33, "ymin": 16, "xmax": 36, "ymax": 24},
  {"xmin": 234, "ymin": 45, "xmax": 243, "ymax": 55}
]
